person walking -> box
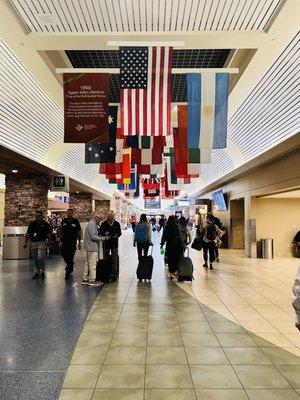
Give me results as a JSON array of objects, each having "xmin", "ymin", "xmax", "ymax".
[
  {"xmin": 200, "ymin": 214, "xmax": 221, "ymax": 270},
  {"xmin": 158, "ymin": 215, "xmax": 165, "ymax": 233},
  {"xmin": 178, "ymin": 216, "xmax": 192, "ymax": 248},
  {"xmin": 60, "ymin": 208, "xmax": 82, "ymax": 280},
  {"xmin": 130, "ymin": 214, "xmax": 137, "ymax": 233},
  {"xmin": 82, "ymin": 212, "xmax": 106, "ymax": 286},
  {"xmin": 99, "ymin": 212, "xmax": 122, "ymax": 279},
  {"xmin": 293, "ymin": 266, "xmax": 300, "ymax": 332},
  {"xmin": 211, "ymin": 214, "xmax": 225, "ymax": 262},
  {"xmin": 160, "ymin": 215, "xmax": 184, "ymax": 279},
  {"xmin": 134, "ymin": 214, "xmax": 152, "ymax": 261},
  {"xmin": 23, "ymin": 211, "xmax": 52, "ymax": 279}
]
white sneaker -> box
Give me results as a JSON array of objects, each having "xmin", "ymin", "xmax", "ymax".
[
  {"xmin": 81, "ymin": 280, "xmax": 89, "ymax": 285},
  {"xmin": 89, "ymin": 281, "xmax": 103, "ymax": 287}
]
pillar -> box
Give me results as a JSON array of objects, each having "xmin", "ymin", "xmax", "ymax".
[
  {"xmin": 4, "ymin": 174, "xmax": 49, "ymax": 226},
  {"xmin": 94, "ymin": 199, "xmax": 110, "ymax": 217},
  {"xmin": 69, "ymin": 192, "xmax": 93, "ymax": 222}
]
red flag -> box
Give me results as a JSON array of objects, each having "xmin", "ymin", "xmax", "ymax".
[{"xmin": 120, "ymin": 47, "xmax": 172, "ymax": 136}]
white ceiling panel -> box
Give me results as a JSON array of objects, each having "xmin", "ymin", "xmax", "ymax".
[{"xmin": 10, "ymin": 0, "xmax": 283, "ymax": 32}]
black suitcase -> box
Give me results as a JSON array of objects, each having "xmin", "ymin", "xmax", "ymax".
[
  {"xmin": 137, "ymin": 247, "xmax": 153, "ymax": 280},
  {"xmin": 177, "ymin": 248, "xmax": 193, "ymax": 282}
]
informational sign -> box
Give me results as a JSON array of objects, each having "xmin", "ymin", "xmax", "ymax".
[
  {"xmin": 63, "ymin": 73, "xmax": 109, "ymax": 143},
  {"xmin": 55, "ymin": 195, "xmax": 69, "ymax": 204},
  {"xmin": 145, "ymin": 198, "xmax": 161, "ymax": 209},
  {"xmin": 50, "ymin": 175, "xmax": 69, "ymax": 192}
]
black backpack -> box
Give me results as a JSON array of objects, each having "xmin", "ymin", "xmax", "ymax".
[{"xmin": 206, "ymin": 223, "xmax": 217, "ymax": 241}]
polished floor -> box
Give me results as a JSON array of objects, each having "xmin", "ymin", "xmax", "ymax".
[
  {"xmin": 0, "ymin": 249, "xmax": 102, "ymax": 400},
  {"xmin": 60, "ymin": 230, "xmax": 300, "ymax": 400}
]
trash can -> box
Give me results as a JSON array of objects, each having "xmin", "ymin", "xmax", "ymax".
[
  {"xmin": 2, "ymin": 226, "xmax": 29, "ymax": 260},
  {"xmin": 261, "ymin": 238, "xmax": 274, "ymax": 259}
]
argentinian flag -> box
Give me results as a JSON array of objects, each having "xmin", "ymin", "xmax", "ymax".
[{"xmin": 187, "ymin": 72, "xmax": 229, "ymax": 160}]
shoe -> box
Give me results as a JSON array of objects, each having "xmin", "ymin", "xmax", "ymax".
[
  {"xmin": 209, "ymin": 264, "xmax": 214, "ymax": 270},
  {"xmin": 40, "ymin": 271, "xmax": 45, "ymax": 279},
  {"xmin": 216, "ymin": 258, "xmax": 220, "ymax": 262},
  {"xmin": 89, "ymin": 281, "xmax": 104, "ymax": 287},
  {"xmin": 32, "ymin": 271, "xmax": 40, "ymax": 280},
  {"xmin": 203, "ymin": 263, "xmax": 208, "ymax": 269},
  {"xmin": 81, "ymin": 280, "xmax": 89, "ymax": 285},
  {"xmin": 138, "ymin": 279, "xmax": 142, "ymax": 283}
]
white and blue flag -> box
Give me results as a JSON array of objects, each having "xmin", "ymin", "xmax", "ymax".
[{"xmin": 187, "ymin": 73, "xmax": 229, "ymax": 154}]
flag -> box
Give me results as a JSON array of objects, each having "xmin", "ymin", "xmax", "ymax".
[
  {"xmin": 141, "ymin": 178, "xmax": 160, "ymax": 190},
  {"xmin": 126, "ymin": 136, "xmax": 166, "ymax": 149},
  {"xmin": 143, "ymin": 189, "xmax": 160, "ymax": 198},
  {"xmin": 120, "ymin": 46, "xmax": 172, "ymax": 136},
  {"xmin": 187, "ymin": 72, "xmax": 229, "ymax": 152},
  {"xmin": 133, "ymin": 147, "xmax": 164, "ymax": 175},
  {"xmin": 117, "ymin": 166, "xmax": 137, "ymax": 192},
  {"xmin": 85, "ymin": 143, "xmax": 116, "ymax": 163},
  {"xmin": 85, "ymin": 105, "xmax": 118, "ymax": 163}
]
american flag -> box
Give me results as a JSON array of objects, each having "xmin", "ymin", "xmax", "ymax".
[{"xmin": 120, "ymin": 47, "xmax": 172, "ymax": 137}]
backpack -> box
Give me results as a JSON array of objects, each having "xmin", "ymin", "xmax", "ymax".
[
  {"xmin": 179, "ymin": 225, "xmax": 188, "ymax": 245},
  {"xmin": 135, "ymin": 224, "xmax": 148, "ymax": 243},
  {"xmin": 206, "ymin": 223, "xmax": 217, "ymax": 241}
]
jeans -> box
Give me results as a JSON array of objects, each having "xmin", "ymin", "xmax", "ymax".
[
  {"xmin": 30, "ymin": 241, "xmax": 47, "ymax": 272},
  {"xmin": 203, "ymin": 241, "xmax": 216, "ymax": 264},
  {"xmin": 137, "ymin": 243, "xmax": 150, "ymax": 261},
  {"xmin": 83, "ymin": 251, "xmax": 97, "ymax": 282},
  {"xmin": 61, "ymin": 243, "xmax": 76, "ymax": 273}
]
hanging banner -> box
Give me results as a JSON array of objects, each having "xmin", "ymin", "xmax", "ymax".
[{"xmin": 64, "ymin": 73, "xmax": 109, "ymax": 143}]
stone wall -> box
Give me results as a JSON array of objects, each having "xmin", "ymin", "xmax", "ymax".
[
  {"xmin": 69, "ymin": 192, "xmax": 93, "ymax": 222},
  {"xmin": 4, "ymin": 174, "xmax": 49, "ymax": 226},
  {"xmin": 94, "ymin": 199, "xmax": 110, "ymax": 217}
]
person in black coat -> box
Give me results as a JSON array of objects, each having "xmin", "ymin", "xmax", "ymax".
[
  {"xmin": 99, "ymin": 212, "xmax": 122, "ymax": 278},
  {"xmin": 160, "ymin": 215, "xmax": 184, "ymax": 279}
]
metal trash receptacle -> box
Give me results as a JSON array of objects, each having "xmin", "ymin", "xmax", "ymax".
[
  {"xmin": 2, "ymin": 226, "xmax": 29, "ymax": 260},
  {"xmin": 261, "ymin": 238, "xmax": 274, "ymax": 259}
]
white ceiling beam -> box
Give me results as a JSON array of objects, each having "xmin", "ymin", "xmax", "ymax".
[
  {"xmin": 56, "ymin": 67, "xmax": 239, "ymax": 74},
  {"xmin": 28, "ymin": 31, "xmax": 267, "ymax": 51},
  {"xmin": 107, "ymin": 41, "xmax": 185, "ymax": 47}
]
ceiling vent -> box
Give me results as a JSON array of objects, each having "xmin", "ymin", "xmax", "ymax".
[{"xmin": 36, "ymin": 13, "xmax": 55, "ymax": 25}]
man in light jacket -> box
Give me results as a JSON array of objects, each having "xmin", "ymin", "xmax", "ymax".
[
  {"xmin": 82, "ymin": 212, "xmax": 107, "ymax": 286},
  {"xmin": 292, "ymin": 266, "xmax": 300, "ymax": 332}
]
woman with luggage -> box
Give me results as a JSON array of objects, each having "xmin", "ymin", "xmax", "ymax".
[
  {"xmin": 199, "ymin": 214, "xmax": 222, "ymax": 270},
  {"xmin": 178, "ymin": 217, "xmax": 192, "ymax": 250},
  {"xmin": 160, "ymin": 215, "xmax": 184, "ymax": 279},
  {"xmin": 134, "ymin": 214, "xmax": 152, "ymax": 261}
]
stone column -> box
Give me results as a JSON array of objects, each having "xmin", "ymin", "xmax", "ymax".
[
  {"xmin": 4, "ymin": 174, "xmax": 48, "ymax": 226},
  {"xmin": 94, "ymin": 199, "xmax": 110, "ymax": 217},
  {"xmin": 69, "ymin": 192, "xmax": 93, "ymax": 222}
]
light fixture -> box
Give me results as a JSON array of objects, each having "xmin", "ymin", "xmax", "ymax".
[
  {"xmin": 76, "ymin": 191, "xmax": 79, "ymax": 194},
  {"xmin": 11, "ymin": 169, "xmax": 18, "ymax": 173}
]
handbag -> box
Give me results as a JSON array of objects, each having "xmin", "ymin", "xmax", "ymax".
[{"xmin": 191, "ymin": 237, "xmax": 203, "ymax": 251}]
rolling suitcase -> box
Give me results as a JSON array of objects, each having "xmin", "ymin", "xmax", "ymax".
[
  {"xmin": 137, "ymin": 246, "xmax": 153, "ymax": 281},
  {"xmin": 177, "ymin": 248, "xmax": 193, "ymax": 282}
]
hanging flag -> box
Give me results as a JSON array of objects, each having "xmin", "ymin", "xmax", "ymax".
[
  {"xmin": 187, "ymin": 72, "xmax": 229, "ymax": 152},
  {"xmin": 143, "ymin": 188, "xmax": 160, "ymax": 198},
  {"xmin": 117, "ymin": 166, "xmax": 137, "ymax": 192},
  {"xmin": 64, "ymin": 73, "xmax": 109, "ymax": 143},
  {"xmin": 120, "ymin": 46, "xmax": 172, "ymax": 136},
  {"xmin": 85, "ymin": 143, "xmax": 115, "ymax": 163},
  {"xmin": 126, "ymin": 136, "xmax": 166, "ymax": 149},
  {"xmin": 141, "ymin": 178, "xmax": 160, "ymax": 190}
]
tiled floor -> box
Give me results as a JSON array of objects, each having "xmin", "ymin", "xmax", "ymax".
[{"xmin": 59, "ymin": 230, "xmax": 300, "ymax": 400}]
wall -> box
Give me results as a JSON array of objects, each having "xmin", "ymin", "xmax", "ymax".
[
  {"xmin": 94, "ymin": 199, "xmax": 110, "ymax": 216},
  {"xmin": 197, "ymin": 147, "xmax": 300, "ymax": 257},
  {"xmin": 252, "ymin": 198, "xmax": 300, "ymax": 257},
  {"xmin": 230, "ymin": 199, "xmax": 245, "ymax": 249},
  {"xmin": 0, "ymin": 188, "xmax": 4, "ymax": 240},
  {"xmin": 69, "ymin": 192, "xmax": 93, "ymax": 222},
  {"xmin": 4, "ymin": 174, "xmax": 48, "ymax": 226}
]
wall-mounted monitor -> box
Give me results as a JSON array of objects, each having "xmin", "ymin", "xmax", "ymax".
[
  {"xmin": 178, "ymin": 199, "xmax": 190, "ymax": 207},
  {"xmin": 212, "ymin": 190, "xmax": 227, "ymax": 211}
]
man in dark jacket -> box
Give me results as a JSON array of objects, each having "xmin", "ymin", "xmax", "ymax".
[
  {"xmin": 59, "ymin": 208, "xmax": 82, "ymax": 280},
  {"xmin": 99, "ymin": 212, "xmax": 122, "ymax": 278}
]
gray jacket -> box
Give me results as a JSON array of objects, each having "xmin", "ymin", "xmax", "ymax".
[
  {"xmin": 84, "ymin": 219, "xmax": 105, "ymax": 252},
  {"xmin": 293, "ymin": 266, "xmax": 300, "ymax": 324}
]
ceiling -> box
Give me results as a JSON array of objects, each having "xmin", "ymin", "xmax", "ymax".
[
  {"xmin": 10, "ymin": 0, "xmax": 283, "ymax": 33},
  {"xmin": 0, "ymin": 0, "xmax": 299, "ymax": 207}
]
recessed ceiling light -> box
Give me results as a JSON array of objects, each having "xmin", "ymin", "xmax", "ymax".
[
  {"xmin": 12, "ymin": 169, "xmax": 18, "ymax": 173},
  {"xmin": 76, "ymin": 191, "xmax": 79, "ymax": 194}
]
